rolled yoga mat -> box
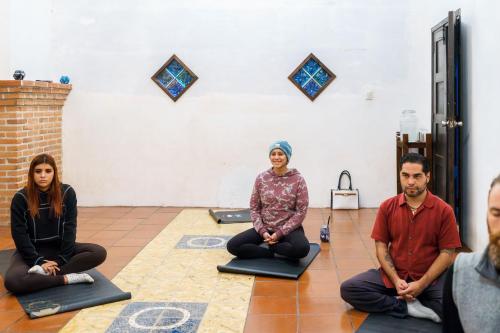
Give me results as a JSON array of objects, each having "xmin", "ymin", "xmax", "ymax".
[
  {"xmin": 209, "ymin": 209, "xmax": 252, "ymax": 224},
  {"xmin": 356, "ymin": 313, "xmax": 442, "ymax": 333},
  {"xmin": 0, "ymin": 249, "xmax": 131, "ymax": 318},
  {"xmin": 217, "ymin": 243, "xmax": 321, "ymax": 279}
]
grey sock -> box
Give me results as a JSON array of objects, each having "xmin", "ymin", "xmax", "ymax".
[
  {"xmin": 28, "ymin": 265, "xmax": 49, "ymax": 276},
  {"xmin": 65, "ymin": 273, "xmax": 94, "ymax": 285},
  {"xmin": 406, "ymin": 299, "xmax": 441, "ymax": 323}
]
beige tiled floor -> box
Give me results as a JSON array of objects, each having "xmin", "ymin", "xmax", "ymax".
[{"xmin": 0, "ymin": 207, "xmax": 377, "ymax": 332}]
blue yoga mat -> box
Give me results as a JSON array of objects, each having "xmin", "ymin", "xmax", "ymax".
[
  {"xmin": 356, "ymin": 313, "xmax": 442, "ymax": 333},
  {"xmin": 217, "ymin": 243, "xmax": 321, "ymax": 279},
  {"xmin": 0, "ymin": 249, "xmax": 131, "ymax": 318}
]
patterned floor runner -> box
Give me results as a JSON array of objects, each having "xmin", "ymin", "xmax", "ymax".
[{"xmin": 61, "ymin": 209, "xmax": 254, "ymax": 333}]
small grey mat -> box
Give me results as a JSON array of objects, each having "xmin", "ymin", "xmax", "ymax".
[
  {"xmin": 356, "ymin": 313, "xmax": 442, "ymax": 333},
  {"xmin": 209, "ymin": 209, "xmax": 252, "ymax": 224},
  {"xmin": 0, "ymin": 249, "xmax": 131, "ymax": 318},
  {"xmin": 217, "ymin": 243, "xmax": 321, "ymax": 279}
]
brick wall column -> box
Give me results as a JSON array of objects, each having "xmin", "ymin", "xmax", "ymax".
[{"xmin": 0, "ymin": 80, "xmax": 72, "ymax": 226}]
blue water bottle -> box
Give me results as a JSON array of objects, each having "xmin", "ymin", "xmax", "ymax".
[{"xmin": 320, "ymin": 216, "xmax": 331, "ymax": 242}]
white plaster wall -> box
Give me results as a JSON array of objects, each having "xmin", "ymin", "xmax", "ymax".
[
  {"xmin": 459, "ymin": 1, "xmax": 500, "ymax": 251},
  {"xmin": 7, "ymin": 0, "xmax": 52, "ymax": 81},
  {"xmin": 17, "ymin": 0, "xmax": 419, "ymax": 208},
  {"xmin": 0, "ymin": 0, "xmax": 10, "ymax": 78},
  {"xmin": 6, "ymin": 1, "xmax": 500, "ymax": 251}
]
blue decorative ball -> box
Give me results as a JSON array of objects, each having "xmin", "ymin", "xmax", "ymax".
[{"xmin": 59, "ymin": 75, "xmax": 70, "ymax": 84}]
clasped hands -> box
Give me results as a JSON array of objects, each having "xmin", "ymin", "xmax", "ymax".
[
  {"xmin": 263, "ymin": 232, "xmax": 279, "ymax": 245},
  {"xmin": 41, "ymin": 260, "xmax": 60, "ymax": 275},
  {"xmin": 395, "ymin": 278, "xmax": 426, "ymax": 302}
]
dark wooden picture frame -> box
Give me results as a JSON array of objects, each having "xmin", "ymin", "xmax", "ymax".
[
  {"xmin": 288, "ymin": 53, "xmax": 336, "ymax": 101},
  {"xmin": 151, "ymin": 54, "xmax": 198, "ymax": 102}
]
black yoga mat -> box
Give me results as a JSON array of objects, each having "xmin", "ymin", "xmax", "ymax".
[
  {"xmin": 217, "ymin": 243, "xmax": 321, "ymax": 279},
  {"xmin": 209, "ymin": 209, "xmax": 252, "ymax": 224},
  {"xmin": 0, "ymin": 248, "xmax": 14, "ymax": 277},
  {"xmin": 356, "ymin": 313, "xmax": 442, "ymax": 333},
  {"xmin": 0, "ymin": 249, "xmax": 131, "ymax": 318}
]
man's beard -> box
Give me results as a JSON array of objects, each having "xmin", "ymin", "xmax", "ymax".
[
  {"xmin": 488, "ymin": 230, "xmax": 500, "ymax": 270},
  {"xmin": 404, "ymin": 185, "xmax": 426, "ymax": 198}
]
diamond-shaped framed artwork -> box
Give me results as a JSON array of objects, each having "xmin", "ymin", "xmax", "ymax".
[
  {"xmin": 151, "ymin": 54, "xmax": 198, "ymax": 102},
  {"xmin": 288, "ymin": 53, "xmax": 336, "ymax": 101}
]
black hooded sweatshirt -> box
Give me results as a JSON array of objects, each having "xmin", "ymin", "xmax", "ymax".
[{"xmin": 10, "ymin": 184, "xmax": 77, "ymax": 266}]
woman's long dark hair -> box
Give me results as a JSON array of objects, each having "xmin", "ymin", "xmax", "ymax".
[{"xmin": 26, "ymin": 154, "xmax": 62, "ymax": 218}]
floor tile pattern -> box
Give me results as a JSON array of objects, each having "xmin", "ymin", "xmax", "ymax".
[{"xmin": 106, "ymin": 301, "xmax": 207, "ymax": 333}]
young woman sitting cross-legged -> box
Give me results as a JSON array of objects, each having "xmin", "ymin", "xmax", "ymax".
[
  {"xmin": 226, "ymin": 140, "xmax": 310, "ymax": 259},
  {"xmin": 4, "ymin": 154, "xmax": 107, "ymax": 294}
]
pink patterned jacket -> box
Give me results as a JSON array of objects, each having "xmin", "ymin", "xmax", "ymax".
[{"xmin": 250, "ymin": 168, "xmax": 309, "ymax": 239}]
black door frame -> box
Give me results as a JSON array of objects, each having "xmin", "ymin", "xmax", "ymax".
[{"xmin": 431, "ymin": 9, "xmax": 462, "ymax": 232}]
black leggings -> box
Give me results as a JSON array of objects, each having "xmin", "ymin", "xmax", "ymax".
[
  {"xmin": 4, "ymin": 242, "xmax": 107, "ymax": 294},
  {"xmin": 227, "ymin": 227, "xmax": 310, "ymax": 259}
]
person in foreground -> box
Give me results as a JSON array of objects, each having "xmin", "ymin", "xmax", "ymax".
[
  {"xmin": 4, "ymin": 154, "xmax": 107, "ymax": 294},
  {"xmin": 442, "ymin": 174, "xmax": 500, "ymax": 333},
  {"xmin": 340, "ymin": 153, "xmax": 461, "ymax": 323},
  {"xmin": 227, "ymin": 140, "xmax": 310, "ymax": 259}
]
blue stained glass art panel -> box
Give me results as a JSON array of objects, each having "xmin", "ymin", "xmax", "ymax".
[
  {"xmin": 158, "ymin": 71, "xmax": 174, "ymax": 88},
  {"xmin": 303, "ymin": 80, "xmax": 320, "ymax": 97},
  {"xmin": 303, "ymin": 59, "xmax": 320, "ymax": 75},
  {"xmin": 167, "ymin": 81, "xmax": 184, "ymax": 97},
  {"xmin": 167, "ymin": 60, "xmax": 184, "ymax": 77},
  {"xmin": 293, "ymin": 69, "xmax": 311, "ymax": 87},
  {"xmin": 313, "ymin": 69, "xmax": 330, "ymax": 86},
  {"xmin": 152, "ymin": 55, "xmax": 198, "ymax": 101},
  {"xmin": 289, "ymin": 53, "xmax": 336, "ymax": 100},
  {"xmin": 177, "ymin": 70, "xmax": 193, "ymax": 86}
]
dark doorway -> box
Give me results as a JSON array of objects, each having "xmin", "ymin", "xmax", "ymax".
[{"xmin": 431, "ymin": 9, "xmax": 462, "ymax": 230}]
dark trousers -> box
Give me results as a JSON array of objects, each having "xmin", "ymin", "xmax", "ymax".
[
  {"xmin": 227, "ymin": 227, "xmax": 310, "ymax": 259},
  {"xmin": 340, "ymin": 268, "xmax": 446, "ymax": 319},
  {"xmin": 4, "ymin": 242, "xmax": 107, "ymax": 294}
]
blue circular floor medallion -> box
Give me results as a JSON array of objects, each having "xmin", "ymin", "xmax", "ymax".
[
  {"xmin": 186, "ymin": 236, "xmax": 226, "ymax": 248},
  {"xmin": 128, "ymin": 306, "xmax": 190, "ymax": 330}
]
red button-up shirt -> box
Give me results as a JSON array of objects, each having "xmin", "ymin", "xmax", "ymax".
[{"xmin": 371, "ymin": 191, "xmax": 461, "ymax": 288}]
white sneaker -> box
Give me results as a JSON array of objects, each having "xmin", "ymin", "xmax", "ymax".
[{"xmin": 406, "ymin": 298, "xmax": 441, "ymax": 323}]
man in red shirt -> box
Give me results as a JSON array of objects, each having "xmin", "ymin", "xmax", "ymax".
[{"xmin": 340, "ymin": 153, "xmax": 461, "ymax": 322}]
